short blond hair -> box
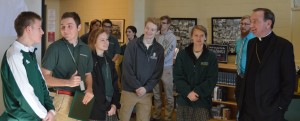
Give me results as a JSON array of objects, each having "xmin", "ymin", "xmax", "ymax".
[
  {"xmin": 191, "ymin": 25, "xmax": 207, "ymax": 38},
  {"xmin": 241, "ymin": 15, "xmax": 250, "ymax": 21},
  {"xmin": 145, "ymin": 17, "xmax": 161, "ymax": 31}
]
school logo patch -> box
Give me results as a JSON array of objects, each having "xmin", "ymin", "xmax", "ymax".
[
  {"xmin": 80, "ymin": 54, "xmax": 88, "ymax": 57},
  {"xmin": 201, "ymin": 62, "xmax": 208, "ymax": 66},
  {"xmin": 25, "ymin": 60, "xmax": 30, "ymax": 64},
  {"xmin": 150, "ymin": 52, "xmax": 157, "ymax": 60}
]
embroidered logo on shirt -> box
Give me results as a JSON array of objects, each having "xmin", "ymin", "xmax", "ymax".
[
  {"xmin": 80, "ymin": 54, "xmax": 88, "ymax": 57},
  {"xmin": 150, "ymin": 52, "xmax": 157, "ymax": 60},
  {"xmin": 26, "ymin": 60, "xmax": 30, "ymax": 64},
  {"xmin": 201, "ymin": 62, "xmax": 208, "ymax": 66}
]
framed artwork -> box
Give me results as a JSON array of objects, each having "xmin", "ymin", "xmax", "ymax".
[
  {"xmin": 110, "ymin": 19, "xmax": 125, "ymax": 43},
  {"xmin": 84, "ymin": 22, "xmax": 89, "ymax": 34},
  {"xmin": 169, "ymin": 18, "xmax": 197, "ymax": 50},
  {"xmin": 211, "ymin": 17, "xmax": 241, "ymax": 54},
  {"xmin": 208, "ymin": 44, "xmax": 228, "ymax": 63}
]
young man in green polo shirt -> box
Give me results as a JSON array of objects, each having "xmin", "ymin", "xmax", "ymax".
[
  {"xmin": 1, "ymin": 11, "xmax": 55, "ymax": 121},
  {"xmin": 42, "ymin": 12, "xmax": 94, "ymax": 121},
  {"xmin": 102, "ymin": 19, "xmax": 121, "ymax": 62}
]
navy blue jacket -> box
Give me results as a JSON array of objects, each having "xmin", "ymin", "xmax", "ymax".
[{"xmin": 121, "ymin": 35, "xmax": 164, "ymax": 92}]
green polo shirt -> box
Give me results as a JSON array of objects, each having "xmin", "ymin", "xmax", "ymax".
[
  {"xmin": 106, "ymin": 35, "xmax": 121, "ymax": 59},
  {"xmin": 42, "ymin": 38, "xmax": 93, "ymax": 91}
]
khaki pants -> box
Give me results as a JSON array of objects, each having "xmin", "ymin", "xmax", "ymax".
[
  {"xmin": 50, "ymin": 92, "xmax": 78, "ymax": 121},
  {"xmin": 153, "ymin": 68, "xmax": 174, "ymax": 121},
  {"xmin": 119, "ymin": 91, "xmax": 153, "ymax": 121}
]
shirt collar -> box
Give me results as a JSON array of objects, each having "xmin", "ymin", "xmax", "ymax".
[
  {"xmin": 63, "ymin": 38, "xmax": 85, "ymax": 46},
  {"xmin": 258, "ymin": 31, "xmax": 272, "ymax": 41},
  {"xmin": 14, "ymin": 41, "xmax": 35, "ymax": 52}
]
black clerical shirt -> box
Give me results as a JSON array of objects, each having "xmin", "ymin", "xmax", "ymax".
[{"xmin": 242, "ymin": 32, "xmax": 273, "ymax": 118}]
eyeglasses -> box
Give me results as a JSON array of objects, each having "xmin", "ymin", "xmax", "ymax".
[
  {"xmin": 103, "ymin": 25, "xmax": 112, "ymax": 28},
  {"xmin": 161, "ymin": 22, "xmax": 168, "ymax": 25},
  {"xmin": 240, "ymin": 23, "xmax": 250, "ymax": 26}
]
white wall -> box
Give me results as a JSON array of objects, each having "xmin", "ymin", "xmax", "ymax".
[{"xmin": 0, "ymin": 0, "xmax": 42, "ymax": 114}]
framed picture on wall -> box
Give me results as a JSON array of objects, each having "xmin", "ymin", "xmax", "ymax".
[
  {"xmin": 169, "ymin": 18, "xmax": 197, "ymax": 50},
  {"xmin": 211, "ymin": 17, "xmax": 241, "ymax": 54},
  {"xmin": 84, "ymin": 22, "xmax": 89, "ymax": 34},
  {"xmin": 110, "ymin": 19, "xmax": 125, "ymax": 43}
]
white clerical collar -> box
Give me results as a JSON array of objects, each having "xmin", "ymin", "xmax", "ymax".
[{"xmin": 258, "ymin": 31, "xmax": 272, "ymax": 41}]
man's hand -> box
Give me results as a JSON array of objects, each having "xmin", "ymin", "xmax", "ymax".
[
  {"xmin": 67, "ymin": 71, "xmax": 81, "ymax": 87},
  {"xmin": 135, "ymin": 87, "xmax": 146, "ymax": 97},
  {"xmin": 42, "ymin": 110, "xmax": 55, "ymax": 121},
  {"xmin": 82, "ymin": 88, "xmax": 94, "ymax": 105},
  {"xmin": 107, "ymin": 104, "xmax": 117, "ymax": 116},
  {"xmin": 187, "ymin": 91, "xmax": 199, "ymax": 102},
  {"xmin": 112, "ymin": 54, "xmax": 120, "ymax": 62}
]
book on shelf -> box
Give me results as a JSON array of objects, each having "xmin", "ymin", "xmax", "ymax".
[
  {"xmin": 217, "ymin": 72, "xmax": 236, "ymax": 86},
  {"xmin": 211, "ymin": 104, "xmax": 231, "ymax": 120},
  {"xmin": 222, "ymin": 107, "xmax": 231, "ymax": 120},
  {"xmin": 212, "ymin": 86, "xmax": 228, "ymax": 101}
]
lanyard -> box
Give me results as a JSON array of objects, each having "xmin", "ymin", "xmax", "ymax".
[
  {"xmin": 66, "ymin": 44, "xmax": 77, "ymax": 66},
  {"xmin": 66, "ymin": 43, "xmax": 85, "ymax": 91}
]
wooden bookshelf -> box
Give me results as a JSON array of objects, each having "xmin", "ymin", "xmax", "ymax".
[
  {"xmin": 213, "ymin": 100, "xmax": 237, "ymax": 106},
  {"xmin": 216, "ymin": 84, "xmax": 235, "ymax": 88},
  {"xmin": 214, "ymin": 63, "xmax": 299, "ymax": 120},
  {"xmin": 212, "ymin": 63, "xmax": 238, "ymax": 120},
  {"xmin": 218, "ymin": 63, "xmax": 236, "ymax": 72},
  {"xmin": 209, "ymin": 119, "xmax": 236, "ymax": 121}
]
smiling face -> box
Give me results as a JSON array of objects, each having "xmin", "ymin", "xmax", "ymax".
[
  {"xmin": 95, "ymin": 32, "xmax": 109, "ymax": 51},
  {"xmin": 60, "ymin": 17, "xmax": 81, "ymax": 42},
  {"xmin": 103, "ymin": 22, "xmax": 112, "ymax": 35},
  {"xmin": 126, "ymin": 28, "xmax": 135, "ymax": 40},
  {"xmin": 28, "ymin": 19, "xmax": 44, "ymax": 44},
  {"xmin": 144, "ymin": 21, "xmax": 158, "ymax": 40},
  {"xmin": 250, "ymin": 11, "xmax": 272, "ymax": 37}
]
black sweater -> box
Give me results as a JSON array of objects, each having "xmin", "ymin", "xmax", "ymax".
[{"xmin": 121, "ymin": 35, "xmax": 164, "ymax": 92}]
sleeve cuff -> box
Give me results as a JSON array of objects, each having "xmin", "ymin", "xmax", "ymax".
[{"xmin": 49, "ymin": 110, "xmax": 56, "ymax": 116}]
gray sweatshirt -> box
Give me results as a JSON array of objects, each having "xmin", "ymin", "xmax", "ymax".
[{"xmin": 156, "ymin": 30, "xmax": 177, "ymax": 68}]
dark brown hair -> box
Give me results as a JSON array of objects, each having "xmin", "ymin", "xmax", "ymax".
[
  {"xmin": 89, "ymin": 19, "xmax": 101, "ymax": 31},
  {"xmin": 61, "ymin": 12, "xmax": 81, "ymax": 27},
  {"xmin": 160, "ymin": 15, "xmax": 172, "ymax": 24},
  {"xmin": 253, "ymin": 8, "xmax": 275, "ymax": 29},
  {"xmin": 102, "ymin": 19, "xmax": 112, "ymax": 27},
  {"xmin": 126, "ymin": 26, "xmax": 137, "ymax": 38},
  {"xmin": 14, "ymin": 11, "xmax": 41, "ymax": 37}
]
